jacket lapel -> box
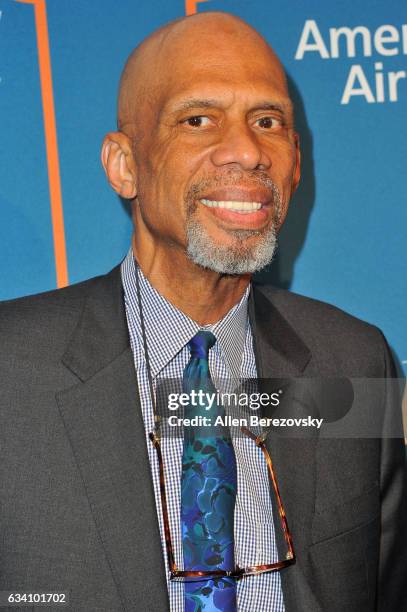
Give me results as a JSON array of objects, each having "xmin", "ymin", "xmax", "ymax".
[
  {"xmin": 56, "ymin": 267, "xmax": 168, "ymax": 611},
  {"xmin": 250, "ymin": 285, "xmax": 321, "ymax": 611}
]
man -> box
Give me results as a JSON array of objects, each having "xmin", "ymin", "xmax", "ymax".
[{"xmin": 0, "ymin": 11, "xmax": 405, "ymax": 612}]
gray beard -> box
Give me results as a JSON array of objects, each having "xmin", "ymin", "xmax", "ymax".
[
  {"xmin": 185, "ymin": 175, "xmax": 282, "ymax": 275},
  {"xmin": 186, "ymin": 220, "xmax": 278, "ymax": 275}
]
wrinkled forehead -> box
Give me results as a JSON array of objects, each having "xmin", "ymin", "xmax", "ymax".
[{"xmin": 154, "ymin": 37, "xmax": 291, "ymax": 113}]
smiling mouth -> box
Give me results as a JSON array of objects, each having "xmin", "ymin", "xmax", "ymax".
[{"xmin": 200, "ymin": 198, "xmax": 263, "ymax": 214}]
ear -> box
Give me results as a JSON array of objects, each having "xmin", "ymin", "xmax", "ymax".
[
  {"xmin": 101, "ymin": 131, "xmax": 137, "ymax": 199},
  {"xmin": 291, "ymin": 132, "xmax": 301, "ymax": 195}
]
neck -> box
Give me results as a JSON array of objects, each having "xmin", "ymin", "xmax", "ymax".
[{"xmin": 132, "ymin": 234, "xmax": 250, "ymax": 326}]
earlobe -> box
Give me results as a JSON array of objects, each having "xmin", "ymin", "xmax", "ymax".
[{"xmin": 101, "ymin": 132, "xmax": 137, "ymax": 199}]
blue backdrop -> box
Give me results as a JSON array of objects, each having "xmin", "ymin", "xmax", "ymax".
[{"xmin": 0, "ymin": 0, "xmax": 406, "ymax": 375}]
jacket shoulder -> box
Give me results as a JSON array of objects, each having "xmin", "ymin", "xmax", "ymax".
[
  {"xmin": 255, "ymin": 284, "xmax": 388, "ymax": 373},
  {"xmin": 0, "ymin": 265, "xmax": 122, "ymax": 347},
  {"xmin": 1, "ymin": 265, "xmax": 121, "ymax": 307},
  {"xmin": 258, "ymin": 284, "xmax": 378, "ymax": 331}
]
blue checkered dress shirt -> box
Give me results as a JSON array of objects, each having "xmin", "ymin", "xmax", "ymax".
[{"xmin": 121, "ymin": 248, "xmax": 284, "ymax": 611}]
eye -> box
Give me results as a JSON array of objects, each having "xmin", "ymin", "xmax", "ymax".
[
  {"xmin": 255, "ymin": 116, "xmax": 283, "ymax": 129},
  {"xmin": 183, "ymin": 115, "xmax": 211, "ymax": 128}
]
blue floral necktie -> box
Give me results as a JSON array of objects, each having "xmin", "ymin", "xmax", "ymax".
[{"xmin": 181, "ymin": 331, "xmax": 237, "ymax": 612}]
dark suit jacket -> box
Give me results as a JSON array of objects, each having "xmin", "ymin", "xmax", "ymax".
[{"xmin": 0, "ymin": 265, "xmax": 406, "ymax": 611}]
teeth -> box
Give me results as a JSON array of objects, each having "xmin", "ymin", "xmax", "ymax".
[{"xmin": 200, "ymin": 199, "xmax": 262, "ymax": 211}]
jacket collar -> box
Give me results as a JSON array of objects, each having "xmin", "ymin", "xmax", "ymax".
[
  {"xmin": 62, "ymin": 267, "xmax": 312, "ymax": 383},
  {"xmin": 61, "ymin": 265, "xmax": 130, "ymax": 382},
  {"xmin": 249, "ymin": 283, "xmax": 312, "ymax": 377}
]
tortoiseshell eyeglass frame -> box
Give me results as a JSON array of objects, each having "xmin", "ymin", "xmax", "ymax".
[{"xmin": 149, "ymin": 425, "xmax": 295, "ymax": 582}]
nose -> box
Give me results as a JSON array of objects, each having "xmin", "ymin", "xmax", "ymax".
[{"xmin": 210, "ymin": 123, "xmax": 272, "ymax": 171}]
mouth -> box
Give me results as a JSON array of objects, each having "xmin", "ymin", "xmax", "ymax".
[
  {"xmin": 200, "ymin": 199, "xmax": 263, "ymax": 215},
  {"xmin": 198, "ymin": 189, "xmax": 273, "ymax": 229}
]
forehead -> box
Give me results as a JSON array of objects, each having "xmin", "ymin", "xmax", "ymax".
[
  {"xmin": 160, "ymin": 72, "xmax": 291, "ymax": 117},
  {"xmin": 159, "ymin": 45, "xmax": 290, "ymax": 113}
]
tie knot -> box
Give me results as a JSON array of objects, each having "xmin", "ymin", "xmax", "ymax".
[{"xmin": 188, "ymin": 330, "xmax": 216, "ymax": 359}]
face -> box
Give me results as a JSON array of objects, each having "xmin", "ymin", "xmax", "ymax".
[{"xmin": 131, "ymin": 30, "xmax": 300, "ymax": 274}]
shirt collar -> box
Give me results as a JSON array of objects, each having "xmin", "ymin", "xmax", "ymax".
[{"xmin": 121, "ymin": 247, "xmax": 249, "ymax": 379}]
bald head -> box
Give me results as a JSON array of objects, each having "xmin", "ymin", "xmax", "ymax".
[{"xmin": 117, "ymin": 12, "xmax": 289, "ymax": 134}]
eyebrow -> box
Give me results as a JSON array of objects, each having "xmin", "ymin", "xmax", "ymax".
[
  {"xmin": 169, "ymin": 98, "xmax": 291, "ymax": 115},
  {"xmin": 170, "ymin": 98, "xmax": 222, "ymax": 112}
]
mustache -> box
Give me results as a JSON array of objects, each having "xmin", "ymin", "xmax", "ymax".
[{"xmin": 185, "ymin": 169, "xmax": 282, "ymax": 221}]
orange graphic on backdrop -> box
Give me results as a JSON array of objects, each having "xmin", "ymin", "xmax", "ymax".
[
  {"xmin": 185, "ymin": 0, "xmax": 209, "ymax": 16},
  {"xmin": 16, "ymin": 0, "xmax": 68, "ymax": 287}
]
